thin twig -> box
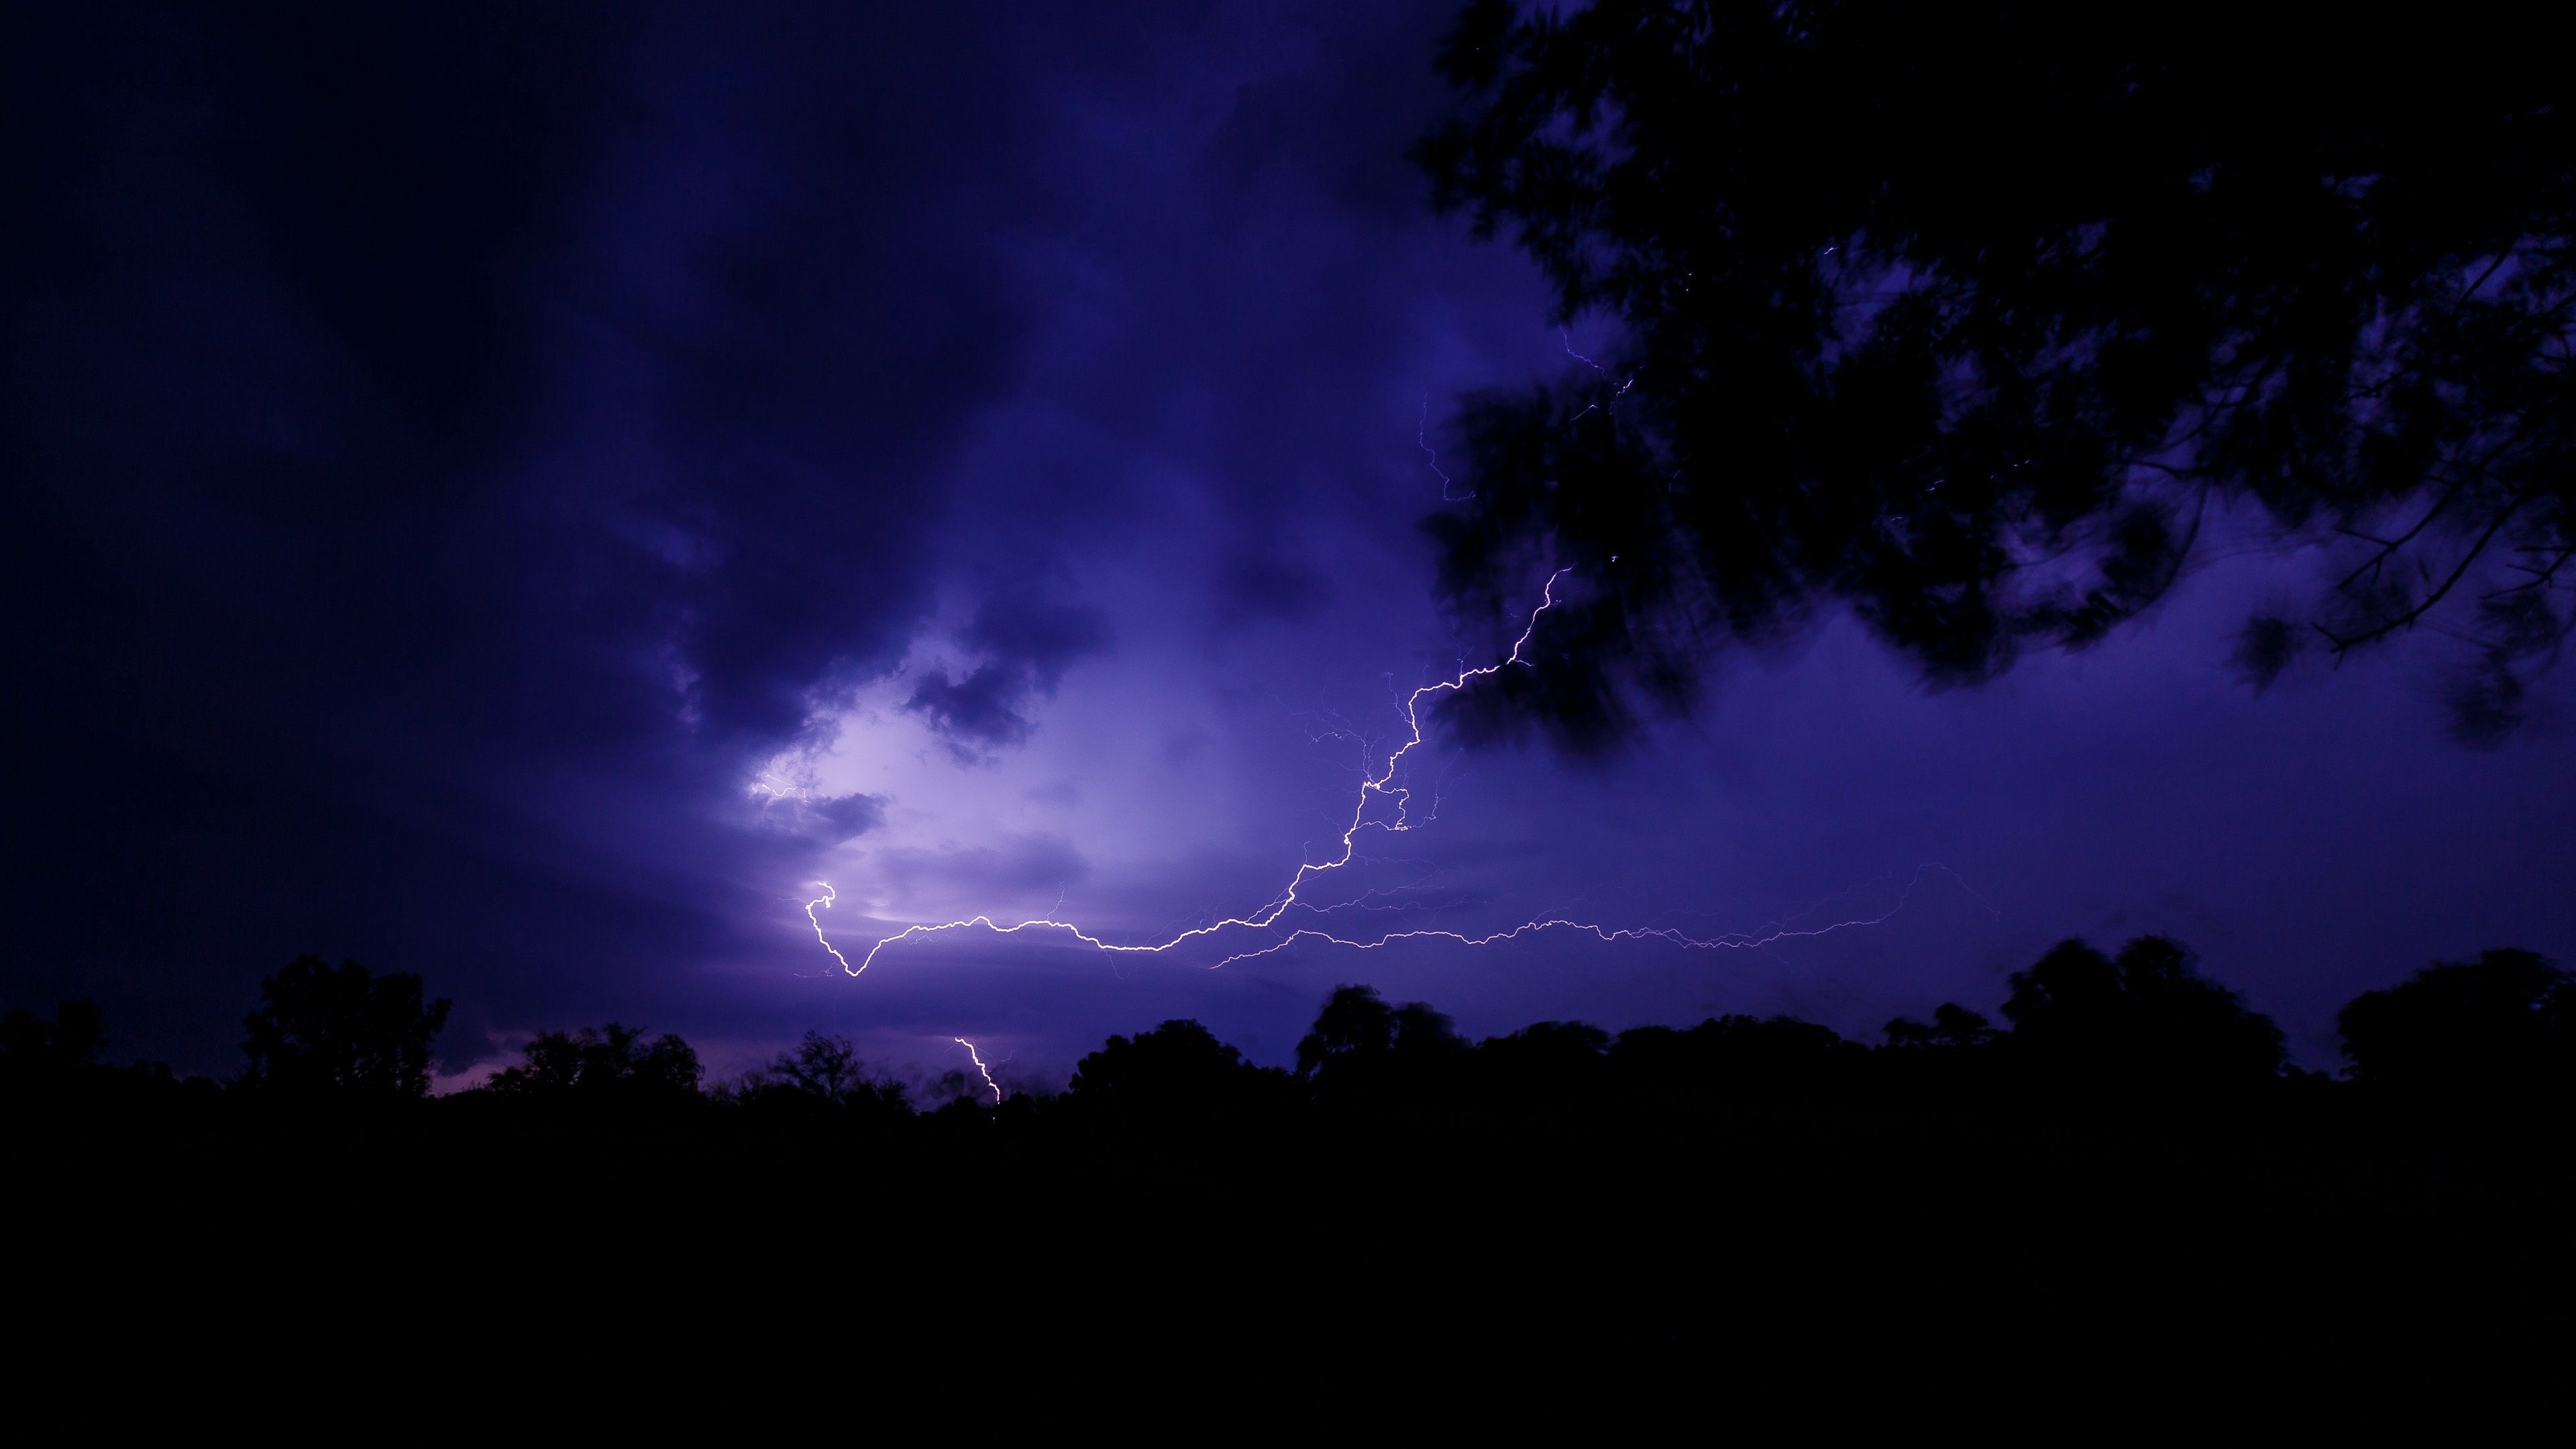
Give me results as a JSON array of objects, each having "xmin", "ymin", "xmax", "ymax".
[
  {"xmin": 2334, "ymin": 473, "xmax": 2472, "ymax": 591},
  {"xmin": 2455, "ymin": 241, "xmax": 2520, "ymax": 311},
  {"xmin": 2322, "ymin": 488, "xmax": 2538, "ymax": 653}
]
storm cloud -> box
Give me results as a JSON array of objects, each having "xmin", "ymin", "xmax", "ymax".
[
  {"xmin": 5, "ymin": 2, "xmax": 2569, "ymax": 1086},
  {"xmin": 1, "ymin": 3, "xmax": 1071, "ymax": 1061},
  {"xmin": 906, "ymin": 598, "xmax": 1110, "ymax": 755}
]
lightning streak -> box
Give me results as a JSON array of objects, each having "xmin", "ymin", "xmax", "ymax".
[
  {"xmin": 818, "ymin": 568, "xmax": 1572, "ymax": 975},
  {"xmin": 801, "ymin": 374, "xmax": 1974, "ymax": 982},
  {"xmin": 955, "ymin": 1038, "xmax": 1002, "ymax": 1104},
  {"xmin": 1561, "ymin": 327, "xmax": 1639, "ymax": 422},
  {"xmin": 1208, "ymin": 863, "xmax": 1970, "ymax": 968},
  {"xmin": 805, "ymin": 884, "xmax": 855, "ymax": 973}
]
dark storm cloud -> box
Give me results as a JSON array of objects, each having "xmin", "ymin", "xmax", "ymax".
[
  {"xmin": 0, "ymin": 2, "xmax": 1065, "ymax": 1067},
  {"xmin": 962, "ymin": 598, "xmax": 1114, "ymax": 690},
  {"xmin": 905, "ymin": 598, "xmax": 1109, "ymax": 755},
  {"xmin": 907, "ymin": 664, "xmax": 1043, "ymax": 752},
  {"xmin": 757, "ymin": 792, "xmax": 888, "ymax": 846}
]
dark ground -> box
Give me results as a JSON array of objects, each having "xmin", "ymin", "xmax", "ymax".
[{"xmin": 12, "ymin": 1067, "xmax": 2568, "ymax": 1432}]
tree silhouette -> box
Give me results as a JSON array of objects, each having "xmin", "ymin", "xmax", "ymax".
[
  {"xmin": 1416, "ymin": 0, "xmax": 2576, "ymax": 747},
  {"xmin": 1295, "ymin": 983, "xmax": 1401, "ymax": 1075},
  {"xmin": 1066, "ymin": 1018, "xmax": 1295, "ymax": 1128},
  {"xmin": 239, "ymin": 956, "xmax": 450, "ymax": 1097},
  {"xmin": 2001, "ymin": 936, "xmax": 2286, "ymax": 1087},
  {"xmin": 1297, "ymin": 984, "xmax": 1468, "ymax": 1112},
  {"xmin": 736, "ymin": 1030, "xmax": 904, "ymax": 1110},
  {"xmin": 2338, "ymin": 947, "xmax": 2573, "ymax": 1093},
  {"xmin": 484, "ymin": 1022, "xmax": 702, "ymax": 1100}
]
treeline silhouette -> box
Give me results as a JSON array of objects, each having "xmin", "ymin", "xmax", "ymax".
[
  {"xmin": 10, "ymin": 938, "xmax": 2572, "ymax": 1419},
  {"xmin": 15, "ymin": 936, "xmax": 2568, "ymax": 1118}
]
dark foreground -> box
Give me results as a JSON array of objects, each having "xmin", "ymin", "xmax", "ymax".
[{"xmin": 10, "ymin": 941, "xmax": 2574, "ymax": 1430}]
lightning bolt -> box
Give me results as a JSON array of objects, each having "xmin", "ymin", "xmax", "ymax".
[
  {"xmin": 806, "ymin": 883, "xmax": 855, "ymax": 973},
  {"xmin": 1561, "ymin": 327, "xmax": 1639, "ymax": 422},
  {"xmin": 799, "ymin": 370, "xmax": 1985, "ymax": 983},
  {"xmin": 955, "ymin": 1038, "xmax": 1002, "ymax": 1104},
  {"xmin": 802, "ymin": 574, "xmax": 1984, "ymax": 977},
  {"xmin": 1205, "ymin": 863, "xmax": 1977, "ymax": 968},
  {"xmin": 816, "ymin": 568, "xmax": 1573, "ymax": 975},
  {"xmin": 953, "ymin": 1031, "xmax": 999, "ymax": 1098}
]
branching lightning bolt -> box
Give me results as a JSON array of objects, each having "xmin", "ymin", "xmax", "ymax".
[
  {"xmin": 1561, "ymin": 327, "xmax": 1639, "ymax": 423},
  {"xmin": 814, "ymin": 568, "xmax": 1573, "ymax": 975},
  {"xmin": 801, "ymin": 574, "xmax": 1984, "ymax": 978},
  {"xmin": 800, "ymin": 371, "xmax": 1984, "ymax": 983},
  {"xmin": 1205, "ymin": 863, "xmax": 1977, "ymax": 968}
]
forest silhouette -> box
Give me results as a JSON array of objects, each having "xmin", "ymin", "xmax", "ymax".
[{"xmin": 10, "ymin": 936, "xmax": 2573, "ymax": 1420}]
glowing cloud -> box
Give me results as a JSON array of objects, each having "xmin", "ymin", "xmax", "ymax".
[{"xmin": 814, "ymin": 568, "xmax": 1574, "ymax": 974}]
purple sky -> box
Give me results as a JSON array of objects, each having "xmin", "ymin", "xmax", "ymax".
[{"xmin": 7, "ymin": 2, "xmax": 2571, "ymax": 1088}]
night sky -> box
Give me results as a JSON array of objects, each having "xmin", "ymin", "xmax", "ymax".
[{"xmin": 8, "ymin": 1, "xmax": 2572, "ymax": 1090}]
